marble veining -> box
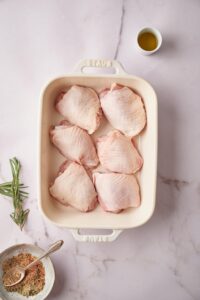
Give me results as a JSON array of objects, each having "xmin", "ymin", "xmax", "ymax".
[
  {"xmin": 114, "ymin": 0, "xmax": 126, "ymax": 60},
  {"xmin": 0, "ymin": 0, "xmax": 200, "ymax": 299},
  {"xmin": 158, "ymin": 174, "xmax": 190, "ymax": 191}
]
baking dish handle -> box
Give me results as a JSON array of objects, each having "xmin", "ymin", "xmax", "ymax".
[
  {"xmin": 70, "ymin": 229, "xmax": 122, "ymax": 242},
  {"xmin": 73, "ymin": 59, "xmax": 126, "ymax": 75}
]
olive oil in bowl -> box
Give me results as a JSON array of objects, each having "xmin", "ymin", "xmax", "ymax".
[
  {"xmin": 138, "ymin": 32, "xmax": 157, "ymax": 51},
  {"xmin": 136, "ymin": 27, "xmax": 162, "ymax": 55}
]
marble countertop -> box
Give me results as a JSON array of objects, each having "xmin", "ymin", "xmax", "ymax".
[{"xmin": 0, "ymin": 0, "xmax": 200, "ymax": 299}]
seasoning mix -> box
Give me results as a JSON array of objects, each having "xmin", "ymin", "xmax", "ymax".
[{"xmin": 2, "ymin": 252, "xmax": 45, "ymax": 297}]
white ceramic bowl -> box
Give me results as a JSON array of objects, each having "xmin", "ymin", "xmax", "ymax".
[
  {"xmin": 136, "ymin": 27, "xmax": 162, "ymax": 55},
  {"xmin": 0, "ymin": 244, "xmax": 55, "ymax": 300}
]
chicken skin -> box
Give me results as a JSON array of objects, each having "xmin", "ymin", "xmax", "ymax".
[
  {"xmin": 50, "ymin": 161, "xmax": 97, "ymax": 212},
  {"xmin": 100, "ymin": 83, "xmax": 146, "ymax": 137},
  {"xmin": 93, "ymin": 172, "xmax": 140, "ymax": 213},
  {"xmin": 50, "ymin": 121, "xmax": 99, "ymax": 168},
  {"xmin": 56, "ymin": 85, "xmax": 102, "ymax": 134},
  {"xmin": 96, "ymin": 130, "xmax": 143, "ymax": 174}
]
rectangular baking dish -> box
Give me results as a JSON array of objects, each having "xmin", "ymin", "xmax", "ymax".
[{"xmin": 38, "ymin": 59, "xmax": 157, "ymax": 242}]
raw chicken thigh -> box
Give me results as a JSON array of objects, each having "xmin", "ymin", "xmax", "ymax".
[
  {"xmin": 50, "ymin": 162, "xmax": 97, "ymax": 212},
  {"xmin": 100, "ymin": 83, "xmax": 146, "ymax": 137},
  {"xmin": 96, "ymin": 130, "xmax": 143, "ymax": 174},
  {"xmin": 56, "ymin": 85, "xmax": 102, "ymax": 134},
  {"xmin": 93, "ymin": 172, "xmax": 140, "ymax": 213},
  {"xmin": 50, "ymin": 121, "xmax": 99, "ymax": 168}
]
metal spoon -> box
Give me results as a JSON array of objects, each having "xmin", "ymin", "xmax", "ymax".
[{"xmin": 3, "ymin": 240, "xmax": 64, "ymax": 287}]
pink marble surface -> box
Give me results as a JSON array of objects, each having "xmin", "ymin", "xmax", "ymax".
[{"xmin": 0, "ymin": 0, "xmax": 200, "ymax": 299}]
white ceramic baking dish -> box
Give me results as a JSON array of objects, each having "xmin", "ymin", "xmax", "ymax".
[{"xmin": 38, "ymin": 59, "xmax": 157, "ymax": 242}]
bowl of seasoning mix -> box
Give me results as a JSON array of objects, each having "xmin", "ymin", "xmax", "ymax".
[{"xmin": 0, "ymin": 243, "xmax": 55, "ymax": 300}]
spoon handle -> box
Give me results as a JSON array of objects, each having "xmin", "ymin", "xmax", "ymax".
[{"xmin": 24, "ymin": 240, "xmax": 64, "ymax": 270}]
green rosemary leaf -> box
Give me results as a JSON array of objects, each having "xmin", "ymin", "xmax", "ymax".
[{"xmin": 0, "ymin": 157, "xmax": 29, "ymax": 229}]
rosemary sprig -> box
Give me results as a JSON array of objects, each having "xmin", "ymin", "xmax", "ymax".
[{"xmin": 0, "ymin": 157, "xmax": 29, "ymax": 230}]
